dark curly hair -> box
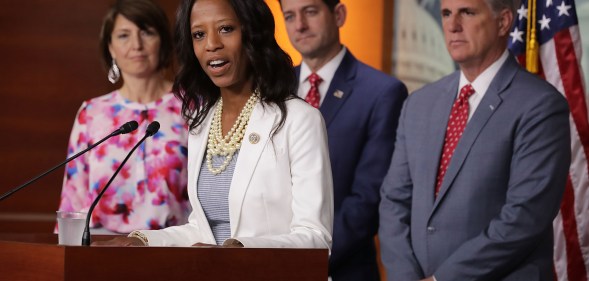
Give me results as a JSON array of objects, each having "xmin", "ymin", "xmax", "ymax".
[
  {"xmin": 173, "ymin": 0, "xmax": 298, "ymax": 134},
  {"xmin": 99, "ymin": 0, "xmax": 173, "ymax": 72}
]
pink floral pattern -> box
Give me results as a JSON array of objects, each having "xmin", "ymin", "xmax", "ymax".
[{"xmin": 57, "ymin": 91, "xmax": 190, "ymax": 233}]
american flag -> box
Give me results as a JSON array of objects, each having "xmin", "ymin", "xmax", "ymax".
[{"xmin": 508, "ymin": 0, "xmax": 588, "ymax": 280}]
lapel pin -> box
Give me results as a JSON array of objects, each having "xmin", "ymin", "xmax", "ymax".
[
  {"xmin": 489, "ymin": 105, "xmax": 495, "ymax": 110},
  {"xmin": 248, "ymin": 132, "xmax": 260, "ymax": 144},
  {"xmin": 333, "ymin": 90, "xmax": 344, "ymax": 99}
]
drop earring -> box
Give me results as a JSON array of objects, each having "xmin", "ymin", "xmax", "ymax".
[{"xmin": 108, "ymin": 59, "xmax": 120, "ymax": 84}]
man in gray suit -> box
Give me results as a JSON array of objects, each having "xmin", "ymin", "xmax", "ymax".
[{"xmin": 379, "ymin": 0, "xmax": 571, "ymax": 280}]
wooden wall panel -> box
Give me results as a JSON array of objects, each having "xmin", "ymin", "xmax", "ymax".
[
  {"xmin": 0, "ymin": 0, "xmax": 179, "ymax": 232},
  {"xmin": 0, "ymin": 0, "xmax": 395, "ymax": 236}
]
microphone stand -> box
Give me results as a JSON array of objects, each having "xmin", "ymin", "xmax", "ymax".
[
  {"xmin": 0, "ymin": 121, "xmax": 138, "ymax": 202},
  {"xmin": 82, "ymin": 121, "xmax": 159, "ymax": 246}
]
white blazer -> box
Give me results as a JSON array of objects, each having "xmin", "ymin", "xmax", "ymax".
[{"xmin": 141, "ymin": 98, "xmax": 333, "ymax": 248}]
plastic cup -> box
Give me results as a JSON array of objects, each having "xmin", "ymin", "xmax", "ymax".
[{"xmin": 56, "ymin": 211, "xmax": 87, "ymax": 246}]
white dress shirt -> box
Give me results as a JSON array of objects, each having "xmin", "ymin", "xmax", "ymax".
[
  {"xmin": 297, "ymin": 46, "xmax": 347, "ymax": 105},
  {"xmin": 458, "ymin": 50, "xmax": 509, "ymax": 121}
]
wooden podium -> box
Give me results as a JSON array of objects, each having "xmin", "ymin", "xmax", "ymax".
[{"xmin": 0, "ymin": 234, "xmax": 328, "ymax": 281}]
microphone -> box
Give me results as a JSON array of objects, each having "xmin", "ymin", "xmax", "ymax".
[
  {"xmin": 82, "ymin": 121, "xmax": 160, "ymax": 246},
  {"xmin": 113, "ymin": 120, "xmax": 140, "ymax": 135},
  {"xmin": 0, "ymin": 120, "xmax": 139, "ymax": 202}
]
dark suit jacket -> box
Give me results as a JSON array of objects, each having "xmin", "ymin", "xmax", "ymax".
[
  {"xmin": 297, "ymin": 50, "xmax": 408, "ymax": 280},
  {"xmin": 379, "ymin": 55, "xmax": 571, "ymax": 280}
]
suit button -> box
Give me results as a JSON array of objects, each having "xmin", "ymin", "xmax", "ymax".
[{"xmin": 427, "ymin": 226, "xmax": 436, "ymax": 234}]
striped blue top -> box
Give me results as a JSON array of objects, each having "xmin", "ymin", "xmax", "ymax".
[{"xmin": 197, "ymin": 151, "xmax": 238, "ymax": 245}]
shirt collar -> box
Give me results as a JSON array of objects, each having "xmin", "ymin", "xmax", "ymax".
[
  {"xmin": 459, "ymin": 49, "xmax": 509, "ymax": 97},
  {"xmin": 299, "ymin": 46, "xmax": 347, "ymax": 85}
]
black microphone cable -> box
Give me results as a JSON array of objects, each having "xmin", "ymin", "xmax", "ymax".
[
  {"xmin": 82, "ymin": 121, "xmax": 160, "ymax": 246},
  {"xmin": 0, "ymin": 120, "xmax": 139, "ymax": 202}
]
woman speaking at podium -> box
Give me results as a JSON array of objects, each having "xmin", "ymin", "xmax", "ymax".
[
  {"xmin": 57, "ymin": 0, "xmax": 190, "ymax": 234},
  {"xmin": 95, "ymin": 0, "xmax": 333, "ymax": 248}
]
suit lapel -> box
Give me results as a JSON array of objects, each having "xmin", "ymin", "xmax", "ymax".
[
  {"xmin": 423, "ymin": 75, "xmax": 460, "ymax": 209},
  {"xmin": 228, "ymin": 102, "xmax": 277, "ymax": 235},
  {"xmin": 320, "ymin": 51, "xmax": 356, "ymax": 127},
  {"xmin": 431, "ymin": 57, "xmax": 518, "ymax": 214},
  {"xmin": 188, "ymin": 106, "xmax": 216, "ymax": 243},
  {"xmin": 188, "ymin": 110, "xmax": 214, "ymax": 181}
]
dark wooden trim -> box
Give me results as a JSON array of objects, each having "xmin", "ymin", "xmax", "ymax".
[
  {"xmin": 382, "ymin": 0, "xmax": 395, "ymax": 75},
  {"xmin": 0, "ymin": 234, "xmax": 329, "ymax": 281}
]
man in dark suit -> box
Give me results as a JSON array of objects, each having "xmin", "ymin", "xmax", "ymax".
[
  {"xmin": 379, "ymin": 0, "xmax": 570, "ymax": 280},
  {"xmin": 279, "ymin": 0, "xmax": 408, "ymax": 280}
]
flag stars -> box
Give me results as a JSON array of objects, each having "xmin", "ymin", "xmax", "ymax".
[
  {"xmin": 539, "ymin": 14, "xmax": 552, "ymax": 30},
  {"xmin": 517, "ymin": 4, "xmax": 528, "ymax": 20},
  {"xmin": 557, "ymin": 1, "xmax": 572, "ymax": 17},
  {"xmin": 510, "ymin": 27, "xmax": 524, "ymax": 44},
  {"xmin": 546, "ymin": 0, "xmax": 553, "ymax": 7}
]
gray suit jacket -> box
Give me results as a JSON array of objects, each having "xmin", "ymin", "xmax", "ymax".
[{"xmin": 379, "ymin": 55, "xmax": 571, "ymax": 280}]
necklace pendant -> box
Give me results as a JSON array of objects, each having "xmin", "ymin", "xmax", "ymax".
[{"xmin": 205, "ymin": 91, "xmax": 260, "ymax": 174}]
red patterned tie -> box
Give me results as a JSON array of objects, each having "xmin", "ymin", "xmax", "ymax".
[
  {"xmin": 305, "ymin": 73, "xmax": 322, "ymax": 108},
  {"xmin": 435, "ymin": 84, "xmax": 475, "ymax": 197}
]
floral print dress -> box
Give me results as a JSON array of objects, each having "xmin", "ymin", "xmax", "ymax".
[{"xmin": 57, "ymin": 91, "xmax": 190, "ymax": 233}]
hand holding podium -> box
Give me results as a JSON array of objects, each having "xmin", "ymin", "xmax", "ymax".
[{"xmin": 91, "ymin": 235, "xmax": 146, "ymax": 247}]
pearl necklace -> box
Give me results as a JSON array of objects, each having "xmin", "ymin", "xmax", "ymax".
[{"xmin": 206, "ymin": 90, "xmax": 260, "ymax": 175}]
